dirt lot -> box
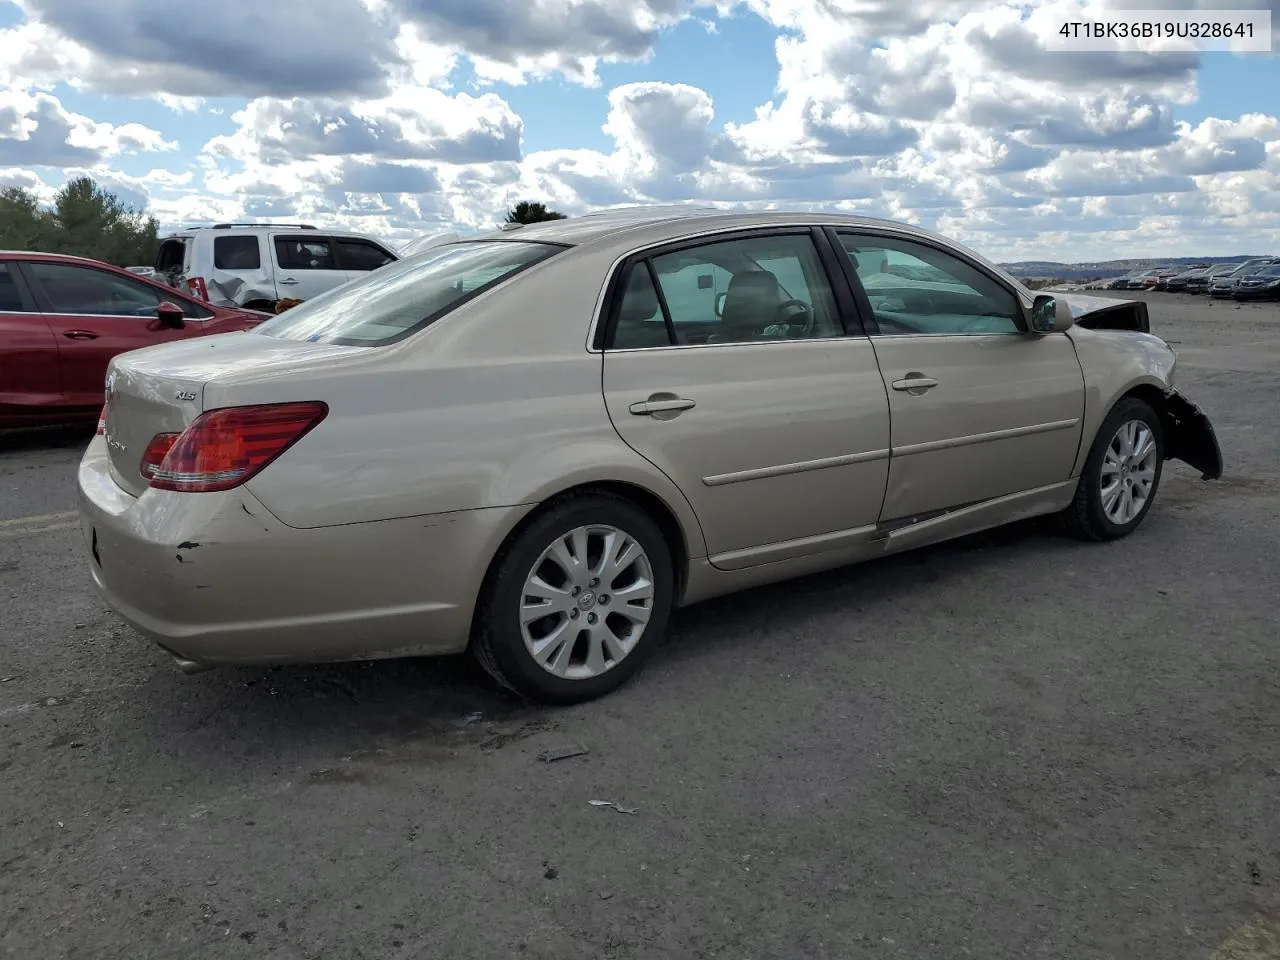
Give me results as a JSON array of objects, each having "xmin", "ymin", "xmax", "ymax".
[{"xmin": 1, "ymin": 293, "xmax": 1278, "ymax": 960}]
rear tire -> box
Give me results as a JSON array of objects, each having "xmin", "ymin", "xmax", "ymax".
[
  {"xmin": 472, "ymin": 493, "xmax": 675, "ymax": 704},
  {"xmin": 1063, "ymin": 397, "xmax": 1164, "ymax": 541}
]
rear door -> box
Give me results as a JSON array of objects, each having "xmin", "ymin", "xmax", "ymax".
[
  {"xmin": 19, "ymin": 260, "xmax": 207, "ymax": 408},
  {"xmin": 332, "ymin": 236, "xmax": 398, "ymax": 280},
  {"xmin": 601, "ymin": 228, "xmax": 891, "ymax": 570},
  {"xmin": 0, "ymin": 261, "xmax": 63, "ymax": 416},
  {"xmin": 270, "ymin": 234, "xmax": 347, "ymax": 301}
]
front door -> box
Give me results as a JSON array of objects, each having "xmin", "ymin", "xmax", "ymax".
[
  {"xmin": 270, "ymin": 234, "xmax": 348, "ymax": 301},
  {"xmin": 601, "ymin": 229, "xmax": 891, "ymax": 569},
  {"xmin": 832, "ymin": 230, "xmax": 1085, "ymax": 522},
  {"xmin": 19, "ymin": 260, "xmax": 203, "ymax": 408}
]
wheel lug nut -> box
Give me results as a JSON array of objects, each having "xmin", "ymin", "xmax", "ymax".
[
  {"xmin": 570, "ymin": 609, "xmax": 578, "ymax": 619},
  {"xmin": 587, "ymin": 613, "xmax": 597, "ymax": 625},
  {"xmin": 571, "ymin": 586, "xmax": 580, "ymax": 596},
  {"xmin": 589, "ymin": 578, "xmax": 599, "ymax": 587},
  {"xmin": 599, "ymin": 595, "xmax": 609, "ymax": 605}
]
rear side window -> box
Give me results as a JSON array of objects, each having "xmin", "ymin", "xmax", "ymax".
[
  {"xmin": 336, "ymin": 238, "xmax": 395, "ymax": 271},
  {"xmin": 253, "ymin": 241, "xmax": 561, "ymax": 346},
  {"xmin": 275, "ymin": 237, "xmax": 336, "ymax": 270},
  {"xmin": 213, "ymin": 235, "xmax": 262, "ymax": 270}
]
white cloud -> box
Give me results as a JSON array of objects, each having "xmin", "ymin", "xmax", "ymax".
[{"xmin": 0, "ymin": 0, "xmax": 1277, "ymax": 257}]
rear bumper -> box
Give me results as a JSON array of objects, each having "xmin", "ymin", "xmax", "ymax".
[{"xmin": 77, "ymin": 437, "xmax": 529, "ymax": 669}]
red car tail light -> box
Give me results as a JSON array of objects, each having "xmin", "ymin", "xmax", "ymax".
[
  {"xmin": 139, "ymin": 433, "xmax": 180, "ymax": 480},
  {"xmin": 96, "ymin": 405, "xmax": 106, "ymax": 435},
  {"xmin": 145, "ymin": 402, "xmax": 328, "ymax": 493}
]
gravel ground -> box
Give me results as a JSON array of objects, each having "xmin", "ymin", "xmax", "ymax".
[{"xmin": 2, "ymin": 293, "xmax": 1278, "ymax": 960}]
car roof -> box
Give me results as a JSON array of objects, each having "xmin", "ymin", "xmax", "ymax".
[
  {"xmin": 0, "ymin": 250, "xmax": 122, "ymax": 268},
  {"xmin": 468, "ymin": 208, "xmax": 994, "ymax": 252}
]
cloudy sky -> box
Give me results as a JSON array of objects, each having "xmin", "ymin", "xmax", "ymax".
[{"xmin": 1, "ymin": 0, "xmax": 1278, "ymax": 260}]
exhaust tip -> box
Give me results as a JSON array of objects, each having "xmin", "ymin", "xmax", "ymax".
[
  {"xmin": 159, "ymin": 647, "xmax": 216, "ymax": 675},
  {"xmin": 174, "ymin": 656, "xmax": 215, "ymax": 675}
]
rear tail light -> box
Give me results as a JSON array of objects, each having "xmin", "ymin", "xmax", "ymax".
[
  {"xmin": 186, "ymin": 276, "xmax": 209, "ymax": 301},
  {"xmin": 139, "ymin": 433, "xmax": 180, "ymax": 480},
  {"xmin": 96, "ymin": 405, "xmax": 106, "ymax": 435},
  {"xmin": 144, "ymin": 402, "xmax": 327, "ymax": 493}
]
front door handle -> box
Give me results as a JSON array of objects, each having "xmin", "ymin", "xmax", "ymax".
[
  {"xmin": 629, "ymin": 396, "xmax": 696, "ymax": 416},
  {"xmin": 891, "ymin": 375, "xmax": 938, "ymax": 393},
  {"xmin": 62, "ymin": 330, "xmax": 99, "ymax": 340},
  {"xmin": 278, "ymin": 277, "xmax": 299, "ymax": 285}
]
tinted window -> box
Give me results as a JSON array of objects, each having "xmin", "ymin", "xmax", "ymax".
[
  {"xmin": 28, "ymin": 262, "xmax": 162, "ymax": 317},
  {"xmin": 253, "ymin": 241, "xmax": 560, "ymax": 346},
  {"xmin": 612, "ymin": 233, "xmax": 842, "ymax": 348},
  {"xmin": 336, "ymin": 238, "xmax": 395, "ymax": 271},
  {"xmin": 838, "ymin": 233, "xmax": 1021, "ymax": 336},
  {"xmin": 0, "ymin": 264, "xmax": 28, "ymax": 312},
  {"xmin": 214, "ymin": 235, "xmax": 262, "ymax": 270},
  {"xmin": 274, "ymin": 237, "xmax": 336, "ymax": 270}
]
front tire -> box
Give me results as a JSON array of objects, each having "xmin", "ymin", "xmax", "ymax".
[
  {"xmin": 1063, "ymin": 397, "xmax": 1164, "ymax": 541},
  {"xmin": 472, "ymin": 493, "xmax": 675, "ymax": 704}
]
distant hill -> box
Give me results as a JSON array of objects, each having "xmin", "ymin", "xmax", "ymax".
[{"xmin": 999, "ymin": 255, "xmax": 1275, "ymax": 281}]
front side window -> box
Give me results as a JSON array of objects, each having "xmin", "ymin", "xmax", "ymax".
[
  {"xmin": 838, "ymin": 233, "xmax": 1022, "ymax": 336},
  {"xmin": 274, "ymin": 237, "xmax": 336, "ymax": 271},
  {"xmin": 28, "ymin": 262, "xmax": 162, "ymax": 317},
  {"xmin": 253, "ymin": 240, "xmax": 561, "ymax": 346},
  {"xmin": 611, "ymin": 233, "xmax": 843, "ymax": 348},
  {"xmin": 336, "ymin": 238, "xmax": 396, "ymax": 271}
]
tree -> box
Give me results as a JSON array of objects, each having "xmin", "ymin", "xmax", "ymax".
[
  {"xmin": 0, "ymin": 186, "xmax": 51, "ymax": 251},
  {"xmin": 0, "ymin": 176, "xmax": 159, "ymax": 266},
  {"xmin": 504, "ymin": 200, "xmax": 567, "ymax": 224}
]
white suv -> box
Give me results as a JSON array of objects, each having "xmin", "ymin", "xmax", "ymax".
[{"xmin": 153, "ymin": 223, "xmax": 399, "ymax": 311}]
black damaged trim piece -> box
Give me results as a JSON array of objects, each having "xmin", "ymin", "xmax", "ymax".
[{"xmin": 1161, "ymin": 390, "xmax": 1223, "ymax": 480}]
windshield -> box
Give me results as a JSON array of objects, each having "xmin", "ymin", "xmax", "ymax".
[{"xmin": 252, "ymin": 240, "xmax": 562, "ymax": 346}]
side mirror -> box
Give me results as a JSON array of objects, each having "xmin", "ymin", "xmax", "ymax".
[
  {"xmin": 1029, "ymin": 294, "xmax": 1073, "ymax": 334},
  {"xmin": 714, "ymin": 291, "xmax": 727, "ymax": 318},
  {"xmin": 157, "ymin": 301, "xmax": 186, "ymax": 328}
]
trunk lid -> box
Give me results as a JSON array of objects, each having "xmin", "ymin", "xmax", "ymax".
[{"xmin": 101, "ymin": 331, "xmax": 365, "ymax": 496}]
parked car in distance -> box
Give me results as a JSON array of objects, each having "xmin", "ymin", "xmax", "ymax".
[
  {"xmin": 1, "ymin": 251, "xmax": 268, "ymax": 430},
  {"xmin": 1163, "ymin": 265, "xmax": 1210, "ymax": 292},
  {"xmin": 1232, "ymin": 264, "xmax": 1280, "ymax": 301},
  {"xmin": 152, "ymin": 223, "xmax": 399, "ymax": 313},
  {"xmin": 1209, "ymin": 257, "xmax": 1280, "ymax": 298},
  {"xmin": 1143, "ymin": 267, "xmax": 1182, "ymax": 290},
  {"xmin": 80, "ymin": 210, "xmax": 1223, "ymax": 703},
  {"xmin": 1185, "ymin": 263, "xmax": 1241, "ymax": 294}
]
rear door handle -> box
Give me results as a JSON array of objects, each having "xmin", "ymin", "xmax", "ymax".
[
  {"xmin": 62, "ymin": 330, "xmax": 99, "ymax": 340},
  {"xmin": 891, "ymin": 376, "xmax": 938, "ymax": 392},
  {"xmin": 278, "ymin": 277, "xmax": 299, "ymax": 285},
  {"xmin": 629, "ymin": 397, "xmax": 696, "ymax": 416}
]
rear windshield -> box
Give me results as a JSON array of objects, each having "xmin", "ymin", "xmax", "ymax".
[{"xmin": 252, "ymin": 240, "xmax": 562, "ymax": 346}]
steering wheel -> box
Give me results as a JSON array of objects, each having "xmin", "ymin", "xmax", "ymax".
[{"xmin": 771, "ymin": 298, "xmax": 814, "ymax": 337}]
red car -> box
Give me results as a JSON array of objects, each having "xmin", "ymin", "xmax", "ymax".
[{"xmin": 0, "ymin": 251, "xmax": 269, "ymax": 430}]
